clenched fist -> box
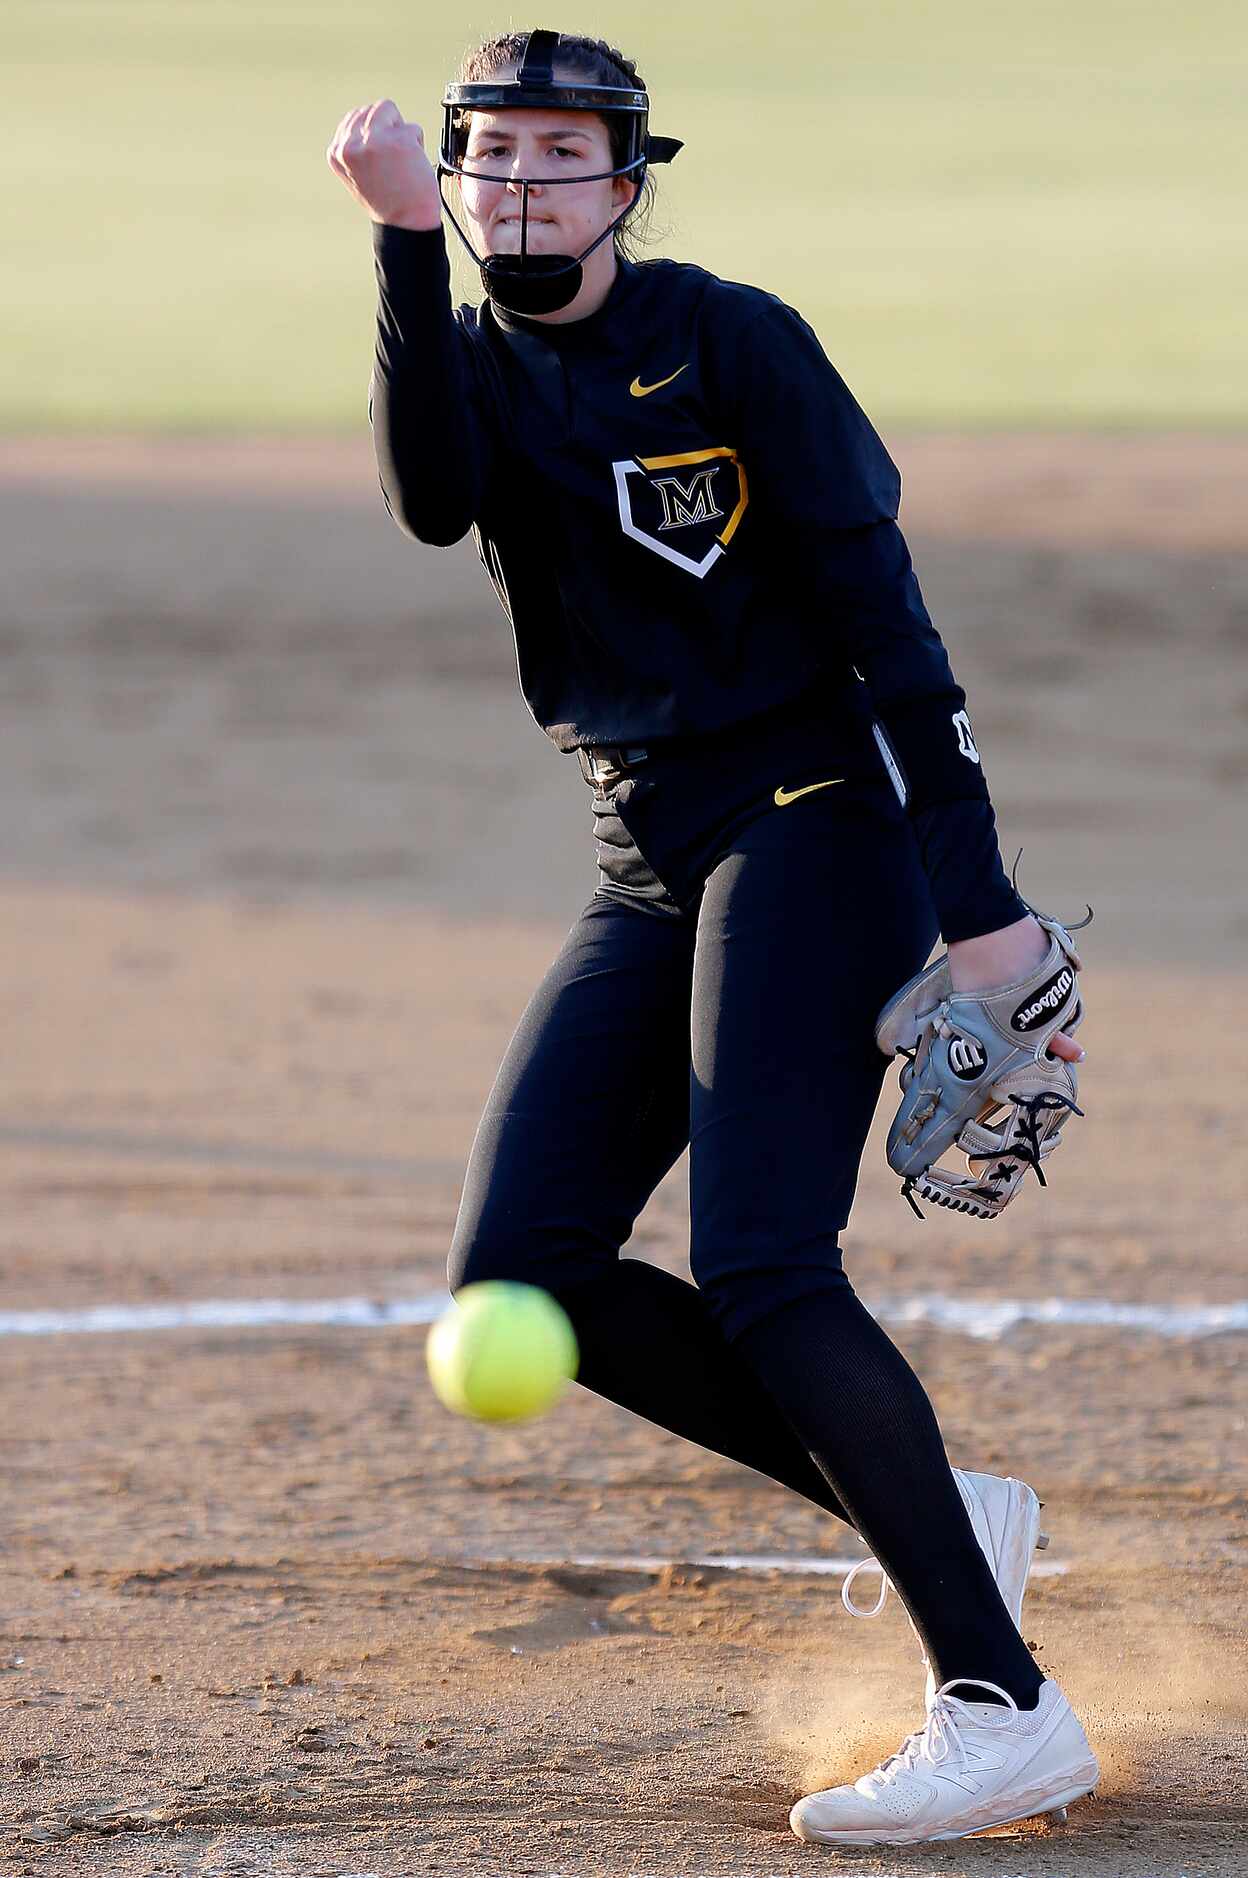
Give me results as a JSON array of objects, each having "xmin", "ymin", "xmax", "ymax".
[{"xmin": 327, "ymin": 100, "xmax": 443, "ymax": 231}]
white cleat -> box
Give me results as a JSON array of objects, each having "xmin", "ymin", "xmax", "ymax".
[
  {"xmin": 789, "ymin": 1674, "xmax": 1099, "ymax": 1845},
  {"xmin": 841, "ymin": 1468, "xmax": 1048, "ymax": 1701}
]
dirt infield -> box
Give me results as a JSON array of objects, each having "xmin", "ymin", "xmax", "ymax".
[{"xmin": 2, "ymin": 435, "xmax": 1246, "ymax": 1876}]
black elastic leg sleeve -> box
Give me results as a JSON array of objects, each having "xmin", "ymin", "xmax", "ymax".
[{"xmin": 735, "ymin": 1290, "xmax": 1044, "ymax": 1708}]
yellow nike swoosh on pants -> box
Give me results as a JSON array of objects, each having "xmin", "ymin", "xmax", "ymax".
[{"xmin": 773, "ymin": 779, "xmax": 846, "ymax": 806}]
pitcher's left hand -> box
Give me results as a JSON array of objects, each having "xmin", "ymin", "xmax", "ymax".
[{"xmin": 948, "ymin": 915, "xmax": 1085, "ymax": 1064}]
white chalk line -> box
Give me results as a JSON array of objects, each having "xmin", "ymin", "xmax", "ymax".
[
  {"xmin": 478, "ymin": 1551, "xmax": 1071, "ymax": 1581},
  {"xmin": 0, "ymin": 1294, "xmax": 448, "ymax": 1337},
  {"xmin": 2, "ymin": 1288, "xmax": 1245, "ymax": 1340}
]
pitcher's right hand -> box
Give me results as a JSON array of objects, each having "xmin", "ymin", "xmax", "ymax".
[{"xmin": 327, "ymin": 100, "xmax": 443, "ymax": 231}]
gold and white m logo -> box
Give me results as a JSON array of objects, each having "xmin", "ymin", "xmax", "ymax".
[
  {"xmin": 613, "ymin": 446, "xmax": 748, "ymax": 578},
  {"xmin": 653, "ymin": 466, "xmax": 724, "ymax": 531}
]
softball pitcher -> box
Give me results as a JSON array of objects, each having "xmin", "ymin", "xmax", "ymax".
[{"xmin": 328, "ymin": 28, "xmax": 1099, "ymax": 1845}]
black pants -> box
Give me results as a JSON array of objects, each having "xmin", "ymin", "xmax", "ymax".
[
  {"xmin": 447, "ymin": 693, "xmax": 1047, "ymax": 1706},
  {"xmin": 449, "ymin": 752, "xmax": 937, "ymax": 1342}
]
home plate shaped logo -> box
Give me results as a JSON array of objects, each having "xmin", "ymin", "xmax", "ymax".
[{"xmin": 612, "ymin": 446, "xmax": 749, "ymax": 578}]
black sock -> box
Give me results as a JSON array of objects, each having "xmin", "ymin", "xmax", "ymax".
[
  {"xmin": 546, "ymin": 1261, "xmax": 1042, "ymax": 1713},
  {"xmin": 947, "ymin": 1681, "xmax": 1041, "ymax": 1710},
  {"xmin": 733, "ymin": 1290, "xmax": 1044, "ymax": 1712}
]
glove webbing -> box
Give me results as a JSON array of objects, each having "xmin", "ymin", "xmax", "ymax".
[{"xmin": 899, "ymin": 1086, "xmax": 1085, "ymax": 1221}]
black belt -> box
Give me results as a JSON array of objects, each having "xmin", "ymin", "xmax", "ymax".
[{"xmin": 576, "ymin": 742, "xmax": 650, "ymax": 790}]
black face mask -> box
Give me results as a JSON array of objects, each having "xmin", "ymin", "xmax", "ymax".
[{"xmin": 437, "ymin": 29, "xmax": 682, "ymax": 317}]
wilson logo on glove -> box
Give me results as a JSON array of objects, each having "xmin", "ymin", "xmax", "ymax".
[
  {"xmin": 948, "ymin": 1035, "xmax": 988, "ymax": 1081},
  {"xmin": 1011, "ymin": 967, "xmax": 1075, "ymax": 1033}
]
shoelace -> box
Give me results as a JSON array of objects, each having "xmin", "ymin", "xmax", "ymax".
[
  {"xmin": 861, "ymin": 1678, "xmax": 1021, "ymax": 1788},
  {"xmin": 841, "ymin": 1558, "xmax": 929, "ymax": 1669},
  {"xmin": 841, "ymin": 1555, "xmax": 891, "ymax": 1619},
  {"xmin": 842, "ymin": 1557, "xmax": 923, "ymax": 1644}
]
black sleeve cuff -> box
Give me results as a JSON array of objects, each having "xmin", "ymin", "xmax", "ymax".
[
  {"xmin": 371, "ymin": 220, "xmax": 451, "ymax": 294},
  {"xmin": 912, "ymin": 797, "xmax": 1031, "ymax": 943},
  {"xmin": 372, "ymin": 219, "xmax": 448, "ymax": 252}
]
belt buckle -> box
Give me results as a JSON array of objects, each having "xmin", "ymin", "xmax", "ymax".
[
  {"xmin": 578, "ymin": 739, "xmax": 619, "ymax": 785},
  {"xmin": 578, "ymin": 744, "xmax": 640, "ymax": 789},
  {"xmin": 578, "ymin": 745, "xmax": 613, "ymax": 788}
]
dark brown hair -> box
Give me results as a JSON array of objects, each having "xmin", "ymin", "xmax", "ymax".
[{"xmin": 455, "ymin": 31, "xmax": 659, "ymax": 259}]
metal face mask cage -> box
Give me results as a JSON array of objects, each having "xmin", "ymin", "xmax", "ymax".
[{"xmin": 437, "ymin": 27, "xmax": 683, "ymax": 316}]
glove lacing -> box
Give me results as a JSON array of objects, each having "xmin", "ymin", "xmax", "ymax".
[{"xmin": 979, "ymin": 1088, "xmax": 1086, "ymax": 1191}]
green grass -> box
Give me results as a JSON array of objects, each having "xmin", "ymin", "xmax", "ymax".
[{"xmin": 5, "ymin": 0, "xmax": 1244, "ymax": 428}]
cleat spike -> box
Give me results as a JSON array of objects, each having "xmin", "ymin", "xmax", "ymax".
[
  {"xmin": 1046, "ymin": 1805, "xmax": 1069, "ymax": 1826},
  {"xmin": 1036, "ymin": 1530, "xmax": 1050, "ymax": 1550}
]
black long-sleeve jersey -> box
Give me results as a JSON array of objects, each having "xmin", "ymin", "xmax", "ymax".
[{"xmin": 367, "ymin": 222, "xmax": 1029, "ymax": 942}]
